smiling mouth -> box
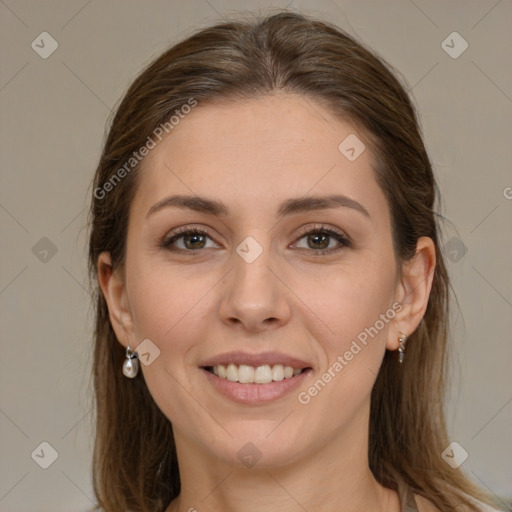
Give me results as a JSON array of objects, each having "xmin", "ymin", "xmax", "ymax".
[{"xmin": 203, "ymin": 363, "xmax": 312, "ymax": 384}]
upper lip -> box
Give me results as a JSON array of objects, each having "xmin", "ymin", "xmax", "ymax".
[{"xmin": 199, "ymin": 351, "xmax": 313, "ymax": 369}]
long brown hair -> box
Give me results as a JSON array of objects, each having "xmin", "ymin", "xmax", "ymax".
[{"xmin": 88, "ymin": 10, "xmax": 501, "ymax": 512}]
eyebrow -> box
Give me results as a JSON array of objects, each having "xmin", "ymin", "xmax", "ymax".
[{"xmin": 146, "ymin": 194, "xmax": 370, "ymax": 219}]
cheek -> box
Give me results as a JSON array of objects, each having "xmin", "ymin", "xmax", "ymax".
[
  {"xmin": 304, "ymin": 258, "xmax": 396, "ymax": 350},
  {"xmin": 297, "ymin": 260, "xmax": 397, "ymax": 416},
  {"xmin": 293, "ymin": 269, "xmax": 396, "ymax": 431},
  {"xmin": 125, "ymin": 262, "xmax": 213, "ymax": 430},
  {"xmin": 337, "ymin": 275, "xmax": 394, "ymax": 343},
  {"xmin": 124, "ymin": 242, "xmax": 212, "ymax": 342}
]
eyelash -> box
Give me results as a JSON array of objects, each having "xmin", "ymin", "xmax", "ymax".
[{"xmin": 160, "ymin": 224, "xmax": 351, "ymax": 256}]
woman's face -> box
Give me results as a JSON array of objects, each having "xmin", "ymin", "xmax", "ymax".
[{"xmin": 104, "ymin": 93, "xmax": 409, "ymax": 468}]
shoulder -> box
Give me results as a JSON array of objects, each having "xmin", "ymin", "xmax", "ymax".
[{"xmin": 413, "ymin": 493, "xmax": 503, "ymax": 512}]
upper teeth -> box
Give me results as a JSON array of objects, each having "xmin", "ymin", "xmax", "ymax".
[{"xmin": 212, "ymin": 364, "xmax": 303, "ymax": 384}]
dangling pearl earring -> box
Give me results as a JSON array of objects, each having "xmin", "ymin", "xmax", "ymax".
[
  {"xmin": 398, "ymin": 331, "xmax": 408, "ymax": 363},
  {"xmin": 123, "ymin": 346, "xmax": 139, "ymax": 378}
]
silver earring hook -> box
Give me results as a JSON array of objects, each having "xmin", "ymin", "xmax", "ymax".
[{"xmin": 398, "ymin": 332, "xmax": 408, "ymax": 364}]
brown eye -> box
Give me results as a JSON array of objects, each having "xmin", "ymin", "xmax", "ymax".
[
  {"xmin": 305, "ymin": 232, "xmax": 330, "ymax": 250},
  {"xmin": 294, "ymin": 225, "xmax": 351, "ymax": 255},
  {"xmin": 162, "ymin": 228, "xmax": 217, "ymax": 252}
]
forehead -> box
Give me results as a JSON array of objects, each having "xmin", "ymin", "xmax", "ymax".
[{"xmin": 131, "ymin": 93, "xmax": 388, "ymax": 223}]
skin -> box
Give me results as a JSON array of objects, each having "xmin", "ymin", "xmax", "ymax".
[{"xmin": 98, "ymin": 93, "xmax": 436, "ymax": 512}]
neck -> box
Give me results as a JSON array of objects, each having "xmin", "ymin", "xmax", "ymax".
[{"xmin": 166, "ymin": 405, "xmax": 399, "ymax": 512}]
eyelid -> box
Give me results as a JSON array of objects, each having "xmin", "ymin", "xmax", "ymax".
[
  {"xmin": 294, "ymin": 223, "xmax": 350, "ymax": 243},
  {"xmin": 161, "ymin": 225, "xmax": 219, "ymax": 248}
]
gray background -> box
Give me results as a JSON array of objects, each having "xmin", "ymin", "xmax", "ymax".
[{"xmin": 0, "ymin": 1, "xmax": 511, "ymax": 510}]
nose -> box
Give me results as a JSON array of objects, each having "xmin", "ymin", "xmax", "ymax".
[{"xmin": 218, "ymin": 241, "xmax": 292, "ymax": 334}]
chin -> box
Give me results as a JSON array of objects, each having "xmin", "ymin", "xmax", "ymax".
[{"xmin": 206, "ymin": 423, "xmax": 311, "ymax": 470}]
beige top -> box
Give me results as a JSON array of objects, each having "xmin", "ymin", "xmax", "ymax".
[
  {"xmin": 397, "ymin": 478, "xmax": 502, "ymax": 512},
  {"xmin": 398, "ymin": 478, "xmax": 419, "ymax": 512}
]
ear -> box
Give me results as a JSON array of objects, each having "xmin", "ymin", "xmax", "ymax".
[
  {"xmin": 387, "ymin": 236, "xmax": 436, "ymax": 350},
  {"xmin": 97, "ymin": 252, "xmax": 135, "ymax": 348}
]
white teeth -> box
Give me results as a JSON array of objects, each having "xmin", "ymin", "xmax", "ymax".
[
  {"xmin": 254, "ymin": 365, "xmax": 273, "ymax": 384},
  {"xmin": 217, "ymin": 364, "xmax": 227, "ymax": 378},
  {"xmin": 272, "ymin": 364, "xmax": 284, "ymax": 381},
  {"xmin": 210, "ymin": 363, "xmax": 305, "ymax": 383},
  {"xmin": 226, "ymin": 363, "xmax": 238, "ymax": 382},
  {"xmin": 283, "ymin": 366, "xmax": 294, "ymax": 379},
  {"xmin": 238, "ymin": 364, "xmax": 255, "ymax": 383}
]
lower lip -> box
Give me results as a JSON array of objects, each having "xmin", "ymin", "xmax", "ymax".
[{"xmin": 201, "ymin": 368, "xmax": 311, "ymax": 405}]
